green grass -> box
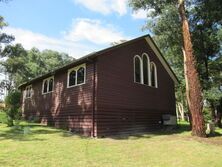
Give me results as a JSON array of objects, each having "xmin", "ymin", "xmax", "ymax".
[{"xmin": 0, "ymin": 122, "xmax": 222, "ymax": 167}]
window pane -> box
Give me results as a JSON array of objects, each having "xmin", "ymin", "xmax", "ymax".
[
  {"xmin": 29, "ymin": 87, "xmax": 32, "ymax": 97},
  {"xmin": 143, "ymin": 56, "xmax": 148, "ymax": 85},
  {"xmin": 26, "ymin": 87, "xmax": 29, "ymax": 98},
  {"xmin": 69, "ymin": 70, "xmax": 76, "ymax": 86},
  {"xmin": 134, "ymin": 57, "xmax": 141, "ymax": 83},
  {"xmin": 43, "ymin": 80, "xmax": 48, "ymax": 93},
  {"xmin": 48, "ymin": 78, "xmax": 53, "ymax": 92},
  {"xmin": 77, "ymin": 67, "xmax": 85, "ymax": 84},
  {"xmin": 151, "ymin": 64, "xmax": 155, "ymax": 87}
]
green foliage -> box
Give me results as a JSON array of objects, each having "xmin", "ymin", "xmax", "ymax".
[
  {"xmin": 0, "ymin": 45, "xmax": 73, "ymax": 88},
  {"xmin": 0, "ymin": 111, "xmax": 7, "ymax": 124},
  {"xmin": 204, "ymin": 87, "xmax": 222, "ymax": 107},
  {"xmin": 203, "ymin": 107, "xmax": 212, "ymax": 122},
  {"xmin": 0, "ymin": 16, "xmax": 14, "ymax": 53},
  {"xmin": 4, "ymin": 90, "xmax": 21, "ymax": 126}
]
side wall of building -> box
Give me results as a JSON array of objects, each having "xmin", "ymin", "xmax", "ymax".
[
  {"xmin": 96, "ymin": 39, "xmax": 176, "ymax": 136},
  {"xmin": 21, "ymin": 63, "xmax": 94, "ymax": 136}
]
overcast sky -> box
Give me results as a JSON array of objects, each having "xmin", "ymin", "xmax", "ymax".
[{"xmin": 0, "ymin": 0, "xmax": 150, "ymax": 58}]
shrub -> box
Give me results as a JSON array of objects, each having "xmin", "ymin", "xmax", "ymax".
[
  {"xmin": 203, "ymin": 107, "xmax": 212, "ymax": 122},
  {"xmin": 4, "ymin": 90, "xmax": 21, "ymax": 127},
  {"xmin": 0, "ymin": 111, "xmax": 7, "ymax": 124}
]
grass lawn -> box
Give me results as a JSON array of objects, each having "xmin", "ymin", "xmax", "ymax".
[{"xmin": 0, "ymin": 121, "xmax": 222, "ymax": 167}]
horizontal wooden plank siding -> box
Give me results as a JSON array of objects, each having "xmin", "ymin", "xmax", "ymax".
[
  {"xmin": 22, "ymin": 63, "xmax": 94, "ymax": 136},
  {"xmin": 96, "ymin": 38, "xmax": 176, "ymax": 136},
  {"xmin": 21, "ymin": 36, "xmax": 176, "ymax": 137}
]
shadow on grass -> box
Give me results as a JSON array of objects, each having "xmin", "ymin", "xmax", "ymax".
[
  {"xmin": 2, "ymin": 121, "xmax": 220, "ymax": 141},
  {"xmin": 0, "ymin": 123, "xmax": 67, "ymax": 141},
  {"xmin": 108, "ymin": 123, "xmax": 222, "ymax": 140},
  {"xmin": 207, "ymin": 131, "xmax": 222, "ymax": 138},
  {"xmin": 107, "ymin": 123, "xmax": 192, "ymax": 140},
  {"xmin": 1, "ymin": 122, "xmax": 191, "ymax": 141},
  {"xmin": 0, "ymin": 123, "xmax": 88, "ymax": 141}
]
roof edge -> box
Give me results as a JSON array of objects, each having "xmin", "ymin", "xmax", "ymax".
[
  {"xmin": 19, "ymin": 34, "xmax": 150, "ymax": 89},
  {"xmin": 145, "ymin": 36, "xmax": 179, "ymax": 84},
  {"xmin": 18, "ymin": 34, "xmax": 179, "ymax": 88}
]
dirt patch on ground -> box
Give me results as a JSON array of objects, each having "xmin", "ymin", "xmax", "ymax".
[{"xmin": 194, "ymin": 136, "xmax": 222, "ymax": 146}]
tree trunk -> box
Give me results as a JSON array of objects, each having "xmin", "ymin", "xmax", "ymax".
[
  {"xmin": 177, "ymin": 102, "xmax": 185, "ymax": 121},
  {"xmin": 178, "ymin": 0, "xmax": 206, "ymax": 137}
]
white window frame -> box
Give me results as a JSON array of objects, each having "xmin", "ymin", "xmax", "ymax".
[
  {"xmin": 67, "ymin": 63, "xmax": 86, "ymax": 88},
  {"xmin": 150, "ymin": 62, "xmax": 158, "ymax": 88},
  {"xmin": 25, "ymin": 85, "xmax": 32, "ymax": 99},
  {"xmin": 42, "ymin": 76, "xmax": 54, "ymax": 94},
  {"xmin": 133, "ymin": 55, "xmax": 143, "ymax": 84},
  {"xmin": 142, "ymin": 53, "xmax": 151, "ymax": 86},
  {"xmin": 133, "ymin": 53, "xmax": 158, "ymax": 88}
]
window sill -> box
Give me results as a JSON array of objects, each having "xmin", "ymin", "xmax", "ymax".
[
  {"xmin": 134, "ymin": 82, "xmax": 158, "ymax": 88},
  {"xmin": 42, "ymin": 91, "xmax": 54, "ymax": 95},
  {"xmin": 67, "ymin": 82, "xmax": 85, "ymax": 88}
]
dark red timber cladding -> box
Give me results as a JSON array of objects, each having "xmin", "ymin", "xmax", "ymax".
[
  {"xmin": 22, "ymin": 62, "xmax": 94, "ymax": 136},
  {"xmin": 96, "ymin": 38, "xmax": 176, "ymax": 136}
]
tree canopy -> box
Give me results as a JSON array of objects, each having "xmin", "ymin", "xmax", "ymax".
[
  {"xmin": 0, "ymin": 44, "xmax": 73, "ymax": 88},
  {"xmin": 0, "ymin": 16, "xmax": 14, "ymax": 54}
]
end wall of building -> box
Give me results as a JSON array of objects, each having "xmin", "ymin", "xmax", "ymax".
[{"xmin": 96, "ymin": 39, "xmax": 176, "ymax": 136}]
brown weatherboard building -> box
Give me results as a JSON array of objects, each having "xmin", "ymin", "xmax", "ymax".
[{"xmin": 19, "ymin": 35, "xmax": 178, "ymax": 137}]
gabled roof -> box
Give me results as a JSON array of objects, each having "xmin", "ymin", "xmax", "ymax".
[
  {"xmin": 144, "ymin": 36, "xmax": 179, "ymax": 84},
  {"xmin": 19, "ymin": 34, "xmax": 179, "ymax": 88}
]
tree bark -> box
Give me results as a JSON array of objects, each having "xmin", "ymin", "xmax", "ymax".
[{"xmin": 178, "ymin": 0, "xmax": 206, "ymax": 137}]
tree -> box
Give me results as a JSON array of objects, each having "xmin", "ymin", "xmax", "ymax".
[
  {"xmin": 190, "ymin": 0, "xmax": 222, "ymax": 86},
  {"xmin": 204, "ymin": 55, "xmax": 222, "ymax": 126},
  {"xmin": 0, "ymin": 16, "xmax": 14, "ymax": 54},
  {"xmin": 4, "ymin": 90, "xmax": 21, "ymax": 126},
  {"xmin": 0, "ymin": 44, "xmax": 73, "ymax": 87},
  {"xmin": 178, "ymin": 0, "xmax": 205, "ymax": 137},
  {"xmin": 0, "ymin": 44, "xmax": 28, "ymax": 89},
  {"xmin": 129, "ymin": 0, "xmax": 206, "ymax": 137},
  {"xmin": 0, "ymin": 15, "xmax": 15, "ymax": 93}
]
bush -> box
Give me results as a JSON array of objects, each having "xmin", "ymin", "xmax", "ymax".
[
  {"xmin": 4, "ymin": 90, "xmax": 21, "ymax": 127},
  {"xmin": 0, "ymin": 111, "xmax": 7, "ymax": 124},
  {"xmin": 203, "ymin": 107, "xmax": 212, "ymax": 122}
]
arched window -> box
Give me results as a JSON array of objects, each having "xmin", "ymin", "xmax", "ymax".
[
  {"xmin": 67, "ymin": 64, "xmax": 86, "ymax": 88},
  {"xmin": 69, "ymin": 70, "xmax": 76, "ymax": 87},
  {"xmin": 134, "ymin": 55, "xmax": 142, "ymax": 83},
  {"xmin": 150, "ymin": 62, "xmax": 158, "ymax": 88},
  {"xmin": 25, "ymin": 85, "xmax": 32, "ymax": 98},
  {"xmin": 48, "ymin": 78, "xmax": 54, "ymax": 92},
  {"xmin": 42, "ymin": 76, "xmax": 54, "ymax": 94},
  {"xmin": 43, "ymin": 80, "xmax": 48, "ymax": 93},
  {"xmin": 142, "ymin": 53, "xmax": 150, "ymax": 85},
  {"xmin": 77, "ymin": 67, "xmax": 85, "ymax": 84}
]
